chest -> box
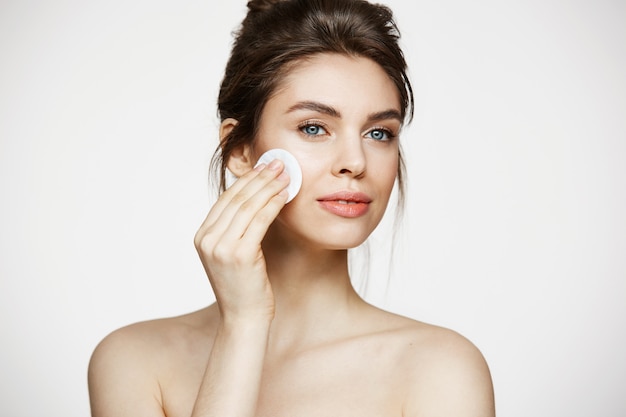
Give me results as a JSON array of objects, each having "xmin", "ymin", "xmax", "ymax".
[
  {"xmin": 162, "ymin": 339, "xmax": 408, "ymax": 417},
  {"xmin": 255, "ymin": 344, "xmax": 406, "ymax": 417}
]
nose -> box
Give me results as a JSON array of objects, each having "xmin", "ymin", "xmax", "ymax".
[{"xmin": 331, "ymin": 134, "xmax": 366, "ymax": 178}]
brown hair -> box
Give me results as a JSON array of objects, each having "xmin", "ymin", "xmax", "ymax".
[{"xmin": 212, "ymin": 0, "xmax": 414, "ymax": 203}]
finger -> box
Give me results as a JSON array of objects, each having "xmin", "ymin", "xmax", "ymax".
[
  {"xmin": 197, "ymin": 160, "xmax": 279, "ymax": 238},
  {"xmin": 208, "ymin": 160, "xmax": 287, "ymax": 237},
  {"xmin": 237, "ymin": 190, "xmax": 289, "ymax": 250},
  {"xmin": 218, "ymin": 172, "xmax": 289, "ymax": 246},
  {"xmin": 197, "ymin": 164, "xmax": 265, "ymax": 233},
  {"xmin": 196, "ymin": 160, "xmax": 288, "ymax": 246}
]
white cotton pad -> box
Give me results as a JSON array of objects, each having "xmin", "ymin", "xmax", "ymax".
[{"xmin": 254, "ymin": 148, "xmax": 302, "ymax": 203}]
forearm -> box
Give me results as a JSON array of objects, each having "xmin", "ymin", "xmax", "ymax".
[
  {"xmin": 191, "ymin": 318, "xmax": 271, "ymax": 417},
  {"xmin": 191, "ymin": 159, "xmax": 286, "ymax": 416}
]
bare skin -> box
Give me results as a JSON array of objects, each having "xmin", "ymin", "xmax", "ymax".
[{"xmin": 88, "ymin": 54, "xmax": 495, "ymax": 417}]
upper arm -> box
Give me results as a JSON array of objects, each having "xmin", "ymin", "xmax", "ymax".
[
  {"xmin": 403, "ymin": 330, "xmax": 495, "ymax": 417},
  {"xmin": 88, "ymin": 327, "xmax": 166, "ymax": 417}
]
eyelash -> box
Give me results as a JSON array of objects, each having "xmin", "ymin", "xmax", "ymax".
[
  {"xmin": 366, "ymin": 126, "xmax": 396, "ymax": 142},
  {"xmin": 297, "ymin": 121, "xmax": 397, "ymax": 142},
  {"xmin": 298, "ymin": 121, "xmax": 329, "ymax": 137}
]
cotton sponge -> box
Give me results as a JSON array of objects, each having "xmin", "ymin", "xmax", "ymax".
[{"xmin": 254, "ymin": 149, "xmax": 302, "ymax": 203}]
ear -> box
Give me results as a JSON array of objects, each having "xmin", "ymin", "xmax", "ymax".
[{"xmin": 220, "ymin": 118, "xmax": 254, "ymax": 177}]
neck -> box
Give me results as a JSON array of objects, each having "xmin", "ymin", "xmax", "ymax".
[{"xmin": 261, "ymin": 231, "xmax": 367, "ymax": 354}]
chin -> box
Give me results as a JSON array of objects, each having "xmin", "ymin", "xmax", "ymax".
[
  {"xmin": 318, "ymin": 229, "xmax": 372, "ymax": 249},
  {"xmin": 276, "ymin": 220, "xmax": 373, "ymax": 251},
  {"xmin": 270, "ymin": 202, "xmax": 384, "ymax": 250}
]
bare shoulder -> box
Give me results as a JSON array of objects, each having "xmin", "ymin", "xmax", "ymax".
[
  {"xmin": 89, "ymin": 305, "xmax": 217, "ymax": 370},
  {"xmin": 88, "ymin": 306, "xmax": 218, "ymax": 417},
  {"xmin": 388, "ymin": 316, "xmax": 495, "ymax": 417}
]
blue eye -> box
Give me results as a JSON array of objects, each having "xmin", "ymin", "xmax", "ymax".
[
  {"xmin": 367, "ymin": 128, "xmax": 392, "ymax": 141},
  {"xmin": 300, "ymin": 123, "xmax": 327, "ymax": 136}
]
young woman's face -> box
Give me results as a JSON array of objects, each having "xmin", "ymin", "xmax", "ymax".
[{"xmin": 254, "ymin": 53, "xmax": 402, "ymax": 250}]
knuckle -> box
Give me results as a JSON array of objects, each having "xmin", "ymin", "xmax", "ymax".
[
  {"xmin": 195, "ymin": 233, "xmax": 216, "ymax": 255},
  {"xmin": 254, "ymin": 212, "xmax": 273, "ymax": 226},
  {"xmin": 211, "ymin": 244, "xmax": 235, "ymax": 264},
  {"xmin": 230, "ymin": 191, "xmax": 247, "ymax": 205},
  {"xmin": 193, "ymin": 230, "xmax": 205, "ymax": 249},
  {"xmin": 238, "ymin": 200, "xmax": 255, "ymax": 214}
]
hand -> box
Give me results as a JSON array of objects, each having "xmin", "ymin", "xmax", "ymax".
[{"xmin": 194, "ymin": 160, "xmax": 289, "ymax": 324}]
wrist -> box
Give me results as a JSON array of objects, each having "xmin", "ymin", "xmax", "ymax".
[{"xmin": 219, "ymin": 313, "xmax": 273, "ymax": 334}]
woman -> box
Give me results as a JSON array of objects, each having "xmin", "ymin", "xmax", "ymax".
[{"xmin": 88, "ymin": 1, "xmax": 495, "ymax": 416}]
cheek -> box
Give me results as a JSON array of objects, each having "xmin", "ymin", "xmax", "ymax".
[
  {"xmin": 371, "ymin": 149, "xmax": 399, "ymax": 186},
  {"xmin": 284, "ymin": 148, "xmax": 325, "ymax": 191},
  {"xmin": 296, "ymin": 159, "xmax": 319, "ymax": 185},
  {"xmin": 387, "ymin": 156, "xmax": 399, "ymax": 180}
]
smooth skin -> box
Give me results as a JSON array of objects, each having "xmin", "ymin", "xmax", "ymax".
[{"xmin": 88, "ymin": 54, "xmax": 495, "ymax": 417}]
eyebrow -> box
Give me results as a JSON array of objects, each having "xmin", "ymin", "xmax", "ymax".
[{"xmin": 286, "ymin": 101, "xmax": 403, "ymax": 123}]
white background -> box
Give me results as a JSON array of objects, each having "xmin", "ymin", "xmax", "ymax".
[{"xmin": 1, "ymin": 1, "xmax": 625, "ymax": 416}]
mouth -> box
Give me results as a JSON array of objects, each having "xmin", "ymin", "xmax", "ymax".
[{"xmin": 317, "ymin": 191, "xmax": 372, "ymax": 218}]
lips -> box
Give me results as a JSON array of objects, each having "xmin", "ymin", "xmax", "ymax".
[{"xmin": 317, "ymin": 191, "xmax": 372, "ymax": 218}]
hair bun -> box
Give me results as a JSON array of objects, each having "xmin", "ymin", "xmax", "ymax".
[{"xmin": 247, "ymin": 0, "xmax": 284, "ymax": 14}]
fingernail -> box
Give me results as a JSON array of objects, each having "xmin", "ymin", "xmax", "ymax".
[{"xmin": 254, "ymin": 163, "xmax": 266, "ymax": 171}]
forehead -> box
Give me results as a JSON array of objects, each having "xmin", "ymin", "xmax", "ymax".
[{"xmin": 266, "ymin": 53, "xmax": 401, "ymax": 117}]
